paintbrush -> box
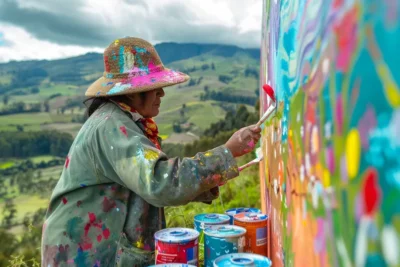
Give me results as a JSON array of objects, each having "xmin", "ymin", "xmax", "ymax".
[
  {"xmin": 255, "ymin": 84, "xmax": 277, "ymax": 127},
  {"xmin": 238, "ymin": 85, "xmax": 276, "ymax": 171},
  {"xmin": 239, "ymin": 84, "xmax": 277, "ymax": 141},
  {"xmin": 239, "ymin": 147, "xmax": 264, "ymax": 171}
]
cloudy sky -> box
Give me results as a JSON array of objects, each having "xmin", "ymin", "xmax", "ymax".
[{"xmin": 0, "ymin": 0, "xmax": 262, "ymax": 63}]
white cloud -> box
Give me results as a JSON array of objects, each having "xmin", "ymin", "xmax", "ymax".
[
  {"xmin": 0, "ymin": 0, "xmax": 262, "ymax": 63},
  {"xmin": 0, "ymin": 23, "xmax": 103, "ymax": 62}
]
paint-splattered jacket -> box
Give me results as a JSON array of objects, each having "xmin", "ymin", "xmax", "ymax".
[{"xmin": 41, "ymin": 102, "xmax": 239, "ymax": 267}]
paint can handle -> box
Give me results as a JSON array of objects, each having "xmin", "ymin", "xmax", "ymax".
[
  {"xmin": 169, "ymin": 230, "xmax": 187, "ymax": 237},
  {"xmin": 230, "ymin": 257, "xmax": 254, "ymax": 265},
  {"xmin": 217, "ymin": 226, "xmax": 234, "ymax": 233}
]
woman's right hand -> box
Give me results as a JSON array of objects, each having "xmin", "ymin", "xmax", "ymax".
[{"xmin": 225, "ymin": 125, "xmax": 262, "ymax": 158}]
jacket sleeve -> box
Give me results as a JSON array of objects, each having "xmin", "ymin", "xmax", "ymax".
[{"xmin": 93, "ymin": 116, "xmax": 239, "ymax": 207}]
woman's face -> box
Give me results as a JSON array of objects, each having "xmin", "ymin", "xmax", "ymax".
[{"xmin": 129, "ymin": 88, "xmax": 165, "ymax": 118}]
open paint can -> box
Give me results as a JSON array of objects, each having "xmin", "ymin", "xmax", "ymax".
[
  {"xmin": 225, "ymin": 208, "xmax": 261, "ymax": 224},
  {"xmin": 149, "ymin": 264, "xmax": 196, "ymax": 267},
  {"xmin": 213, "ymin": 253, "xmax": 272, "ymax": 267},
  {"xmin": 154, "ymin": 228, "xmax": 199, "ymax": 266},
  {"xmin": 233, "ymin": 212, "xmax": 268, "ymax": 256},
  {"xmin": 194, "ymin": 213, "xmax": 230, "ymax": 266},
  {"xmin": 204, "ymin": 225, "xmax": 246, "ymax": 267}
]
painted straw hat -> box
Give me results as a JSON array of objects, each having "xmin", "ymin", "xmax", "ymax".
[{"xmin": 85, "ymin": 37, "xmax": 190, "ymax": 97}]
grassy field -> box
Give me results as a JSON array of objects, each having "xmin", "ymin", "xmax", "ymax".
[
  {"xmin": 0, "ymin": 164, "xmax": 63, "ymax": 229},
  {"xmin": 0, "ymin": 112, "xmax": 75, "ymax": 132},
  {"xmin": 0, "ymin": 156, "xmax": 59, "ymax": 170},
  {"xmin": 0, "ymin": 161, "xmax": 14, "ymax": 169}
]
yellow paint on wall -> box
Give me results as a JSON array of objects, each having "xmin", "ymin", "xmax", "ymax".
[
  {"xmin": 376, "ymin": 62, "xmax": 400, "ymax": 107},
  {"xmin": 323, "ymin": 168, "xmax": 331, "ymax": 188},
  {"xmin": 346, "ymin": 129, "xmax": 361, "ymax": 179}
]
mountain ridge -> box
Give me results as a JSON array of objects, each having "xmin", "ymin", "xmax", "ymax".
[{"xmin": 0, "ymin": 42, "xmax": 260, "ymax": 67}]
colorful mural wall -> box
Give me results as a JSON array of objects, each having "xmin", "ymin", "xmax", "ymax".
[{"xmin": 259, "ymin": 0, "xmax": 400, "ymax": 266}]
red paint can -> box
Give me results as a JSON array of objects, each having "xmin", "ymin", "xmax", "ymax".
[{"xmin": 155, "ymin": 228, "xmax": 200, "ymax": 266}]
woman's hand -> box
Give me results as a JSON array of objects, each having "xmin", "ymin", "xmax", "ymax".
[{"xmin": 225, "ymin": 125, "xmax": 262, "ymax": 158}]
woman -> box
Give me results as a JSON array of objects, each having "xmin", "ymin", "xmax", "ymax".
[{"xmin": 41, "ymin": 37, "xmax": 261, "ymax": 267}]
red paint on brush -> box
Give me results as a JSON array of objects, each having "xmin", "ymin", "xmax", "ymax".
[{"xmin": 262, "ymin": 84, "xmax": 276, "ymax": 102}]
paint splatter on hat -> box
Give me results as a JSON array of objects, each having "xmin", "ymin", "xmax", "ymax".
[{"xmin": 85, "ymin": 37, "xmax": 190, "ymax": 97}]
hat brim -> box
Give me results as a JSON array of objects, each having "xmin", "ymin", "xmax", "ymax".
[{"xmin": 85, "ymin": 68, "xmax": 190, "ymax": 97}]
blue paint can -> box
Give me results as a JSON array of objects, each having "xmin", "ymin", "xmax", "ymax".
[
  {"xmin": 225, "ymin": 208, "xmax": 262, "ymax": 224},
  {"xmin": 194, "ymin": 213, "xmax": 230, "ymax": 266},
  {"xmin": 204, "ymin": 225, "xmax": 246, "ymax": 267},
  {"xmin": 213, "ymin": 253, "xmax": 272, "ymax": 267}
]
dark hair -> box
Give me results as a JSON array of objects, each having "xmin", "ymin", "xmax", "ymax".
[
  {"xmin": 83, "ymin": 93, "xmax": 146, "ymax": 118},
  {"xmin": 83, "ymin": 97, "xmax": 110, "ymax": 117}
]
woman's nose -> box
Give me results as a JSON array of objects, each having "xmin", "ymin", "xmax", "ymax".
[{"xmin": 159, "ymin": 88, "xmax": 165, "ymax": 97}]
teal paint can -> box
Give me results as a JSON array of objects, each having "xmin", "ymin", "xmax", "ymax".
[
  {"xmin": 213, "ymin": 253, "xmax": 272, "ymax": 267},
  {"xmin": 194, "ymin": 213, "xmax": 230, "ymax": 266},
  {"xmin": 225, "ymin": 208, "xmax": 262, "ymax": 224},
  {"xmin": 204, "ymin": 225, "xmax": 246, "ymax": 267}
]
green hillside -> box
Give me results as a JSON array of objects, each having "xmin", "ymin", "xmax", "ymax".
[
  {"xmin": 0, "ymin": 43, "xmax": 259, "ymax": 138},
  {"xmin": 0, "ymin": 43, "xmax": 261, "ymax": 266}
]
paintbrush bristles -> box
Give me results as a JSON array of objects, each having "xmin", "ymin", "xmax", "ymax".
[
  {"xmin": 238, "ymin": 155, "xmax": 264, "ymax": 171},
  {"xmin": 262, "ymin": 84, "xmax": 276, "ymax": 102}
]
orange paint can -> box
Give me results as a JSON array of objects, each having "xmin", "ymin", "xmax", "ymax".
[{"xmin": 233, "ymin": 212, "xmax": 268, "ymax": 256}]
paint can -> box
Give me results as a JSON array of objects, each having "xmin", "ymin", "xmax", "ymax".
[
  {"xmin": 148, "ymin": 264, "xmax": 196, "ymax": 267},
  {"xmin": 233, "ymin": 212, "xmax": 268, "ymax": 256},
  {"xmin": 225, "ymin": 208, "xmax": 261, "ymax": 224},
  {"xmin": 204, "ymin": 225, "xmax": 246, "ymax": 267},
  {"xmin": 213, "ymin": 253, "xmax": 272, "ymax": 267},
  {"xmin": 194, "ymin": 214, "xmax": 230, "ymax": 266},
  {"xmin": 154, "ymin": 228, "xmax": 199, "ymax": 266}
]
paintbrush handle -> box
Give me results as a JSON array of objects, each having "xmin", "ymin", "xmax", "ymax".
[
  {"xmin": 256, "ymin": 103, "xmax": 276, "ymax": 127},
  {"xmin": 239, "ymin": 158, "xmax": 261, "ymax": 172}
]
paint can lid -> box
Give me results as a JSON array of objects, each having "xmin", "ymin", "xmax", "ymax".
[
  {"xmin": 213, "ymin": 253, "xmax": 272, "ymax": 267},
  {"xmin": 204, "ymin": 225, "xmax": 246, "ymax": 238},
  {"xmin": 148, "ymin": 265, "xmax": 196, "ymax": 267},
  {"xmin": 154, "ymin": 228, "xmax": 199, "ymax": 243},
  {"xmin": 194, "ymin": 213, "xmax": 230, "ymax": 225},
  {"xmin": 233, "ymin": 212, "xmax": 268, "ymax": 223},
  {"xmin": 225, "ymin": 208, "xmax": 261, "ymax": 216}
]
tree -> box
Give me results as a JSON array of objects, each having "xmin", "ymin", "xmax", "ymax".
[
  {"xmin": 30, "ymin": 87, "xmax": 40, "ymax": 94},
  {"xmin": 2, "ymin": 198, "xmax": 17, "ymax": 228},
  {"xmin": 44, "ymin": 100, "xmax": 50, "ymax": 113},
  {"xmin": 204, "ymin": 85, "xmax": 209, "ymax": 93},
  {"xmin": 218, "ymin": 75, "xmax": 232, "ymax": 84},
  {"xmin": 173, "ymin": 122, "xmax": 182, "ymax": 133},
  {"xmin": 13, "ymin": 102, "xmax": 25, "ymax": 113},
  {"xmin": 0, "ymin": 229, "xmax": 18, "ymax": 265},
  {"xmin": 211, "ymin": 62, "xmax": 216, "ymax": 70},
  {"xmin": 2, "ymin": 95, "xmax": 9, "ymax": 106},
  {"xmin": 188, "ymin": 79, "xmax": 196, "ymax": 86},
  {"xmin": 201, "ymin": 64, "xmax": 209, "ymax": 71}
]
